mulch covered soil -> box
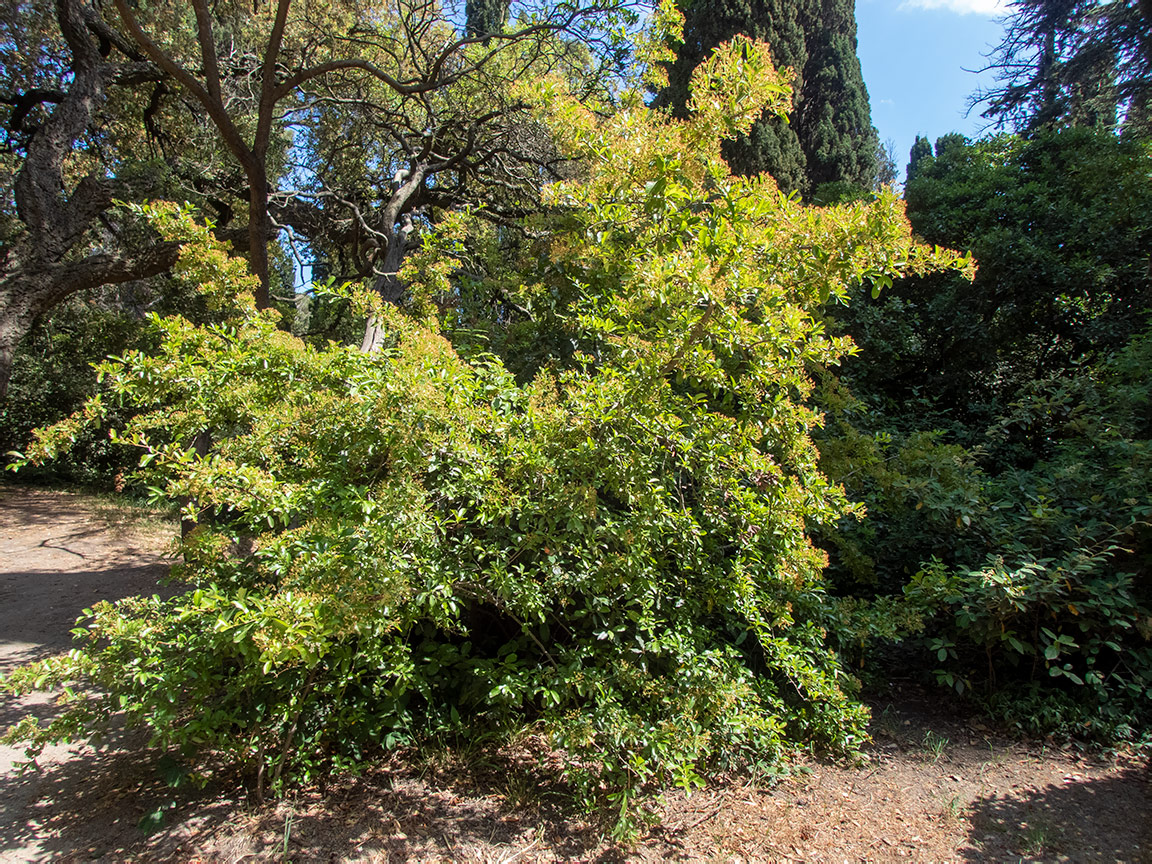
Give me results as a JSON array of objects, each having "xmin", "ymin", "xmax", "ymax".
[{"xmin": 2, "ymin": 484, "xmax": 1149, "ymax": 863}]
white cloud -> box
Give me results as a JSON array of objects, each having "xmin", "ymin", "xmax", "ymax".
[{"xmin": 900, "ymin": 0, "xmax": 1006, "ymax": 15}]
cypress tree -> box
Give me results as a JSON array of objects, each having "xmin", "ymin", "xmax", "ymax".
[
  {"xmin": 466, "ymin": 0, "xmax": 510, "ymax": 40},
  {"xmin": 906, "ymin": 134, "xmax": 933, "ymax": 183},
  {"xmin": 797, "ymin": 0, "xmax": 879, "ymax": 193},
  {"xmin": 660, "ymin": 0, "xmax": 808, "ymax": 193},
  {"xmin": 660, "ymin": 0, "xmax": 878, "ymax": 197}
]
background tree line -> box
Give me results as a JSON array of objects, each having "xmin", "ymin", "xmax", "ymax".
[{"xmin": 816, "ymin": 0, "xmax": 1152, "ymax": 739}]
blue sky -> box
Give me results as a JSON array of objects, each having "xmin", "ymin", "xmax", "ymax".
[{"xmin": 855, "ymin": 0, "xmax": 1009, "ymax": 177}]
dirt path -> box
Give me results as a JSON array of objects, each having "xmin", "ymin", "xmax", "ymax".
[
  {"xmin": 0, "ymin": 486, "xmax": 177, "ymax": 862},
  {"xmin": 1, "ymin": 485, "xmax": 1149, "ymax": 862}
]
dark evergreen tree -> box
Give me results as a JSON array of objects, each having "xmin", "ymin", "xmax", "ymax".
[
  {"xmin": 846, "ymin": 128, "xmax": 1152, "ymax": 446},
  {"xmin": 905, "ymin": 134, "xmax": 933, "ymax": 183},
  {"xmin": 799, "ymin": 0, "xmax": 879, "ymax": 193},
  {"xmin": 659, "ymin": 0, "xmax": 808, "ymax": 193},
  {"xmin": 659, "ymin": 0, "xmax": 878, "ymax": 197},
  {"xmin": 466, "ymin": 0, "xmax": 510, "ymax": 40},
  {"xmin": 816, "ymin": 128, "xmax": 1152, "ymax": 737}
]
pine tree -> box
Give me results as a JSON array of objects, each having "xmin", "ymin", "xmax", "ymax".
[
  {"xmin": 975, "ymin": 0, "xmax": 1151, "ymax": 134},
  {"xmin": 660, "ymin": 0, "xmax": 879, "ymax": 197}
]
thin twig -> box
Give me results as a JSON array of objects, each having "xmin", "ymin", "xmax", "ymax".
[
  {"xmin": 270, "ymin": 666, "xmax": 319, "ymax": 790},
  {"xmin": 683, "ymin": 804, "xmax": 723, "ymax": 831}
]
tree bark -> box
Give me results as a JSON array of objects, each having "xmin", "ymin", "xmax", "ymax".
[
  {"xmin": 0, "ymin": 243, "xmax": 181, "ymax": 398},
  {"xmin": 360, "ymin": 213, "xmax": 416, "ymax": 352},
  {"xmin": 112, "ymin": 0, "xmax": 276, "ymax": 308},
  {"xmin": 359, "ymin": 162, "xmax": 429, "ymax": 352},
  {"xmin": 0, "ymin": 0, "xmax": 183, "ymax": 399},
  {"xmin": 246, "ymin": 159, "xmax": 272, "ymax": 309}
]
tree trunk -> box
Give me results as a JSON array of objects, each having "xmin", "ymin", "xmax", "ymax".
[
  {"xmin": 180, "ymin": 431, "xmax": 214, "ymax": 539},
  {"xmin": 0, "ymin": 0, "xmax": 167, "ymax": 399},
  {"xmin": 246, "ymin": 160, "xmax": 272, "ymax": 309},
  {"xmin": 359, "ymin": 164, "xmax": 427, "ymax": 353},
  {"xmin": 360, "ymin": 213, "xmax": 415, "ymax": 352},
  {"xmin": 1037, "ymin": 24, "xmax": 1060, "ymax": 128},
  {"xmin": 0, "ymin": 302, "xmax": 34, "ymax": 401},
  {"xmin": 1139, "ymin": 0, "xmax": 1152, "ymax": 50}
]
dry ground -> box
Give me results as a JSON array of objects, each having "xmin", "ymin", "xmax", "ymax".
[{"xmin": 1, "ymin": 484, "xmax": 1149, "ymax": 863}]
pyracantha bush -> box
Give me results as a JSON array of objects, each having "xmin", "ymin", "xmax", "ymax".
[{"xmin": 4, "ymin": 37, "xmax": 966, "ymax": 833}]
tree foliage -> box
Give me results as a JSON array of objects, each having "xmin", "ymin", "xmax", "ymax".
[
  {"xmin": 467, "ymin": 0, "xmax": 512, "ymax": 39},
  {"xmin": 818, "ymin": 127, "xmax": 1152, "ymax": 739},
  {"xmin": 0, "ymin": 0, "xmax": 644, "ymax": 487},
  {"xmin": 853, "ymin": 128, "xmax": 1152, "ymax": 439},
  {"xmin": 0, "ymin": 0, "xmax": 182, "ymax": 398},
  {"xmin": 0, "ymin": 0, "xmax": 640, "ymax": 396}
]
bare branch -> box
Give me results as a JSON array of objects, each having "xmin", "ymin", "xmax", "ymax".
[
  {"xmin": 191, "ymin": 0, "xmax": 223, "ymax": 105},
  {"xmin": 1, "ymin": 89, "xmax": 66, "ymax": 132}
]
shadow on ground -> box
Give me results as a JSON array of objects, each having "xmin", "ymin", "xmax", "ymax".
[
  {"xmin": 0, "ymin": 565, "xmax": 170, "ymax": 661},
  {"xmin": 232, "ymin": 758, "xmax": 620, "ymax": 864},
  {"xmin": 0, "ymin": 737, "xmax": 626, "ymax": 863},
  {"xmin": 0, "ymin": 486, "xmax": 169, "ymax": 535},
  {"xmin": 963, "ymin": 760, "xmax": 1151, "ymax": 862},
  {"xmin": 0, "ymin": 737, "xmax": 245, "ymax": 862}
]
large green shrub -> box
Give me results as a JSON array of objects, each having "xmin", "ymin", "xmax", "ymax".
[{"xmin": 3, "ymin": 38, "xmax": 965, "ymax": 832}]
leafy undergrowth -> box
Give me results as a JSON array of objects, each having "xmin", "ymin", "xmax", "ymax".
[{"xmin": 4, "ymin": 41, "xmax": 969, "ymax": 839}]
